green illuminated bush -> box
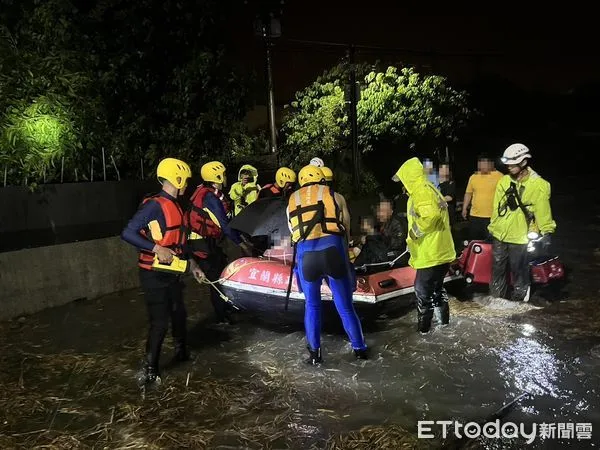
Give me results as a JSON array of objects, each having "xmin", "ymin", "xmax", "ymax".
[{"xmin": 1, "ymin": 95, "xmax": 78, "ymax": 181}]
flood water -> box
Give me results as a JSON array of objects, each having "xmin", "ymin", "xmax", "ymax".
[{"xmin": 1, "ymin": 192, "xmax": 600, "ymax": 449}]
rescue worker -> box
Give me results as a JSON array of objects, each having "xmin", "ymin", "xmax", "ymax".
[
  {"xmin": 320, "ymin": 166, "xmax": 334, "ymax": 186},
  {"xmin": 287, "ymin": 165, "xmax": 368, "ymax": 364},
  {"xmin": 462, "ymin": 154, "xmax": 503, "ymax": 240},
  {"xmin": 488, "ymin": 144, "xmax": 556, "ymax": 302},
  {"xmin": 310, "ymin": 157, "xmax": 324, "ymax": 167},
  {"xmin": 188, "ymin": 161, "xmax": 253, "ymax": 323},
  {"xmin": 121, "ymin": 158, "xmax": 205, "ymax": 385},
  {"xmin": 258, "ymin": 167, "xmax": 297, "ymax": 199},
  {"xmin": 229, "ymin": 164, "xmax": 260, "ymax": 216},
  {"xmin": 392, "ymin": 157, "xmax": 456, "ymax": 333}
]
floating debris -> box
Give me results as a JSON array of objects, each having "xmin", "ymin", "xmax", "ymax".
[{"xmin": 326, "ymin": 424, "xmax": 430, "ymax": 449}]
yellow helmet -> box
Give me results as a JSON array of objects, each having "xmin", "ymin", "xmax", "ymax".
[
  {"xmin": 298, "ymin": 165, "xmax": 325, "ymax": 187},
  {"xmin": 320, "ymin": 166, "xmax": 333, "ymax": 182},
  {"xmin": 275, "ymin": 167, "xmax": 297, "ymax": 188},
  {"xmin": 156, "ymin": 158, "xmax": 192, "ymax": 189},
  {"xmin": 201, "ymin": 161, "xmax": 226, "ymax": 184}
]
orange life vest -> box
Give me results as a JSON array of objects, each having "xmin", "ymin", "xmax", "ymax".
[
  {"xmin": 188, "ymin": 185, "xmax": 223, "ymax": 240},
  {"xmin": 258, "ymin": 183, "xmax": 283, "ymax": 199},
  {"xmin": 138, "ymin": 195, "xmax": 187, "ymax": 271}
]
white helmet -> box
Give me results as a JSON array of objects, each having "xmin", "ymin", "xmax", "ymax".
[
  {"xmin": 309, "ymin": 157, "xmax": 324, "ymax": 167},
  {"xmin": 501, "ymin": 143, "xmax": 531, "ymax": 165}
]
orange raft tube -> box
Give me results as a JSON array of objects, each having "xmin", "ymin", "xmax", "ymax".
[{"xmin": 217, "ymin": 246, "xmax": 463, "ymax": 320}]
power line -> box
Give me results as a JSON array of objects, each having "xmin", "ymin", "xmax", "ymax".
[{"xmin": 281, "ymin": 38, "xmax": 505, "ymax": 58}]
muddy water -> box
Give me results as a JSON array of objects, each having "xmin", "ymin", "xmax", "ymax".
[
  {"xmin": 2, "ymin": 281, "xmax": 600, "ymax": 449},
  {"xmin": 1, "ymin": 193, "xmax": 600, "ymax": 449}
]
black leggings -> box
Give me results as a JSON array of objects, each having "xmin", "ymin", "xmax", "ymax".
[
  {"xmin": 195, "ymin": 248, "xmax": 229, "ymax": 320},
  {"xmin": 139, "ymin": 270, "xmax": 187, "ymax": 369}
]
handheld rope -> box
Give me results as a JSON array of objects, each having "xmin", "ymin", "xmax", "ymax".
[
  {"xmin": 191, "ymin": 258, "xmax": 284, "ymax": 310},
  {"xmin": 355, "ymin": 249, "xmax": 410, "ymax": 272},
  {"xmin": 195, "ymin": 275, "xmax": 240, "ymax": 310}
]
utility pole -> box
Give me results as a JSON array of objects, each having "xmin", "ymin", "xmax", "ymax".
[
  {"xmin": 252, "ymin": 1, "xmax": 283, "ymax": 156},
  {"xmin": 263, "ymin": 24, "xmax": 278, "ymax": 154},
  {"xmin": 348, "ymin": 45, "xmax": 360, "ymax": 192}
]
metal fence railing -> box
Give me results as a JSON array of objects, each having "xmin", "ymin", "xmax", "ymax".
[
  {"xmin": 1, "ymin": 149, "xmax": 282, "ymax": 189},
  {"xmin": 1, "ymin": 147, "xmax": 150, "ymax": 188}
]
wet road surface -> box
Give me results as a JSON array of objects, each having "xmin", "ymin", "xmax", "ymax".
[{"xmin": 1, "ymin": 193, "xmax": 599, "ymax": 449}]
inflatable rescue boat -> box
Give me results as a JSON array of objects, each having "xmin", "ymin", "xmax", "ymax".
[
  {"xmin": 453, "ymin": 238, "xmax": 566, "ymax": 291},
  {"xmin": 218, "ymin": 246, "xmax": 463, "ymax": 320}
]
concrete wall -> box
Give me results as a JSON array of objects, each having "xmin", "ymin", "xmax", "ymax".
[
  {"xmin": 0, "ymin": 180, "xmax": 157, "ymax": 252},
  {"xmin": 0, "ymin": 236, "xmax": 139, "ymax": 320}
]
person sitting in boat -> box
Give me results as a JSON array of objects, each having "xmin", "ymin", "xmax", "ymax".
[
  {"xmin": 354, "ymin": 198, "xmax": 407, "ymax": 266},
  {"xmin": 374, "ymin": 196, "xmax": 406, "ymax": 251},
  {"xmin": 287, "ymin": 165, "xmax": 368, "ymax": 365},
  {"xmin": 258, "ymin": 167, "xmax": 297, "ymax": 199},
  {"xmin": 229, "ymin": 164, "xmax": 260, "ymax": 216},
  {"xmin": 353, "ymin": 216, "xmax": 387, "ymax": 266}
]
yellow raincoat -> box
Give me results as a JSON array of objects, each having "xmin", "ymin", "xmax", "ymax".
[
  {"xmin": 488, "ymin": 168, "xmax": 556, "ymax": 245},
  {"xmin": 229, "ymin": 164, "xmax": 260, "ymax": 216},
  {"xmin": 394, "ymin": 158, "xmax": 456, "ymax": 269}
]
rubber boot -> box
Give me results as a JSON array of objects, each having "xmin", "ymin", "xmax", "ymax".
[
  {"xmin": 434, "ymin": 302, "xmax": 450, "ymax": 326},
  {"xmin": 354, "ymin": 348, "xmax": 369, "ymax": 360},
  {"xmin": 417, "ymin": 309, "xmax": 434, "ymax": 334},
  {"xmin": 305, "ymin": 346, "xmax": 322, "ymax": 365},
  {"xmin": 137, "ymin": 361, "xmax": 161, "ymax": 386}
]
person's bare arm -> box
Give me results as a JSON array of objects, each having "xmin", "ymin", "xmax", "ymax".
[
  {"xmin": 462, "ymin": 193, "xmax": 472, "ymax": 219},
  {"xmin": 462, "ymin": 176, "xmax": 474, "ymax": 219}
]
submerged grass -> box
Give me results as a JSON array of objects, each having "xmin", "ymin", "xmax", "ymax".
[
  {"xmin": 1, "ymin": 267, "xmax": 597, "ymax": 449},
  {"xmin": 0, "ymin": 331, "xmax": 315, "ymax": 449},
  {"xmin": 326, "ymin": 424, "xmax": 431, "ymax": 449}
]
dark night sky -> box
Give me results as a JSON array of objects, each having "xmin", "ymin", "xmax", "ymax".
[{"xmin": 230, "ymin": 3, "xmax": 600, "ymax": 103}]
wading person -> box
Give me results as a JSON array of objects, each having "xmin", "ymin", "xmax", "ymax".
[
  {"xmin": 462, "ymin": 154, "xmax": 503, "ymax": 240},
  {"xmin": 309, "ymin": 157, "xmax": 324, "ymax": 167},
  {"xmin": 229, "ymin": 164, "xmax": 260, "ymax": 216},
  {"xmin": 188, "ymin": 161, "xmax": 252, "ymax": 324},
  {"xmin": 258, "ymin": 167, "xmax": 297, "ymax": 199},
  {"xmin": 121, "ymin": 158, "xmax": 205, "ymax": 385},
  {"xmin": 320, "ymin": 166, "xmax": 334, "ymax": 187},
  {"xmin": 392, "ymin": 157, "xmax": 456, "ymax": 333},
  {"xmin": 488, "ymin": 144, "xmax": 556, "ymax": 302},
  {"xmin": 287, "ymin": 165, "xmax": 368, "ymax": 364}
]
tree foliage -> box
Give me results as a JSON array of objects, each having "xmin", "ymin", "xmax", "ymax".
[
  {"xmin": 0, "ymin": 0, "xmax": 105, "ymax": 183},
  {"xmin": 280, "ymin": 63, "xmax": 473, "ymax": 195},
  {"xmin": 0, "ymin": 0, "xmax": 258, "ymax": 185}
]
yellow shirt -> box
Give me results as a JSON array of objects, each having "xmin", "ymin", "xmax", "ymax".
[{"xmin": 466, "ymin": 170, "xmax": 503, "ymax": 218}]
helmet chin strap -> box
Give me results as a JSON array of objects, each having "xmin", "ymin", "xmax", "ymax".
[{"xmin": 510, "ymin": 160, "xmax": 529, "ymax": 180}]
